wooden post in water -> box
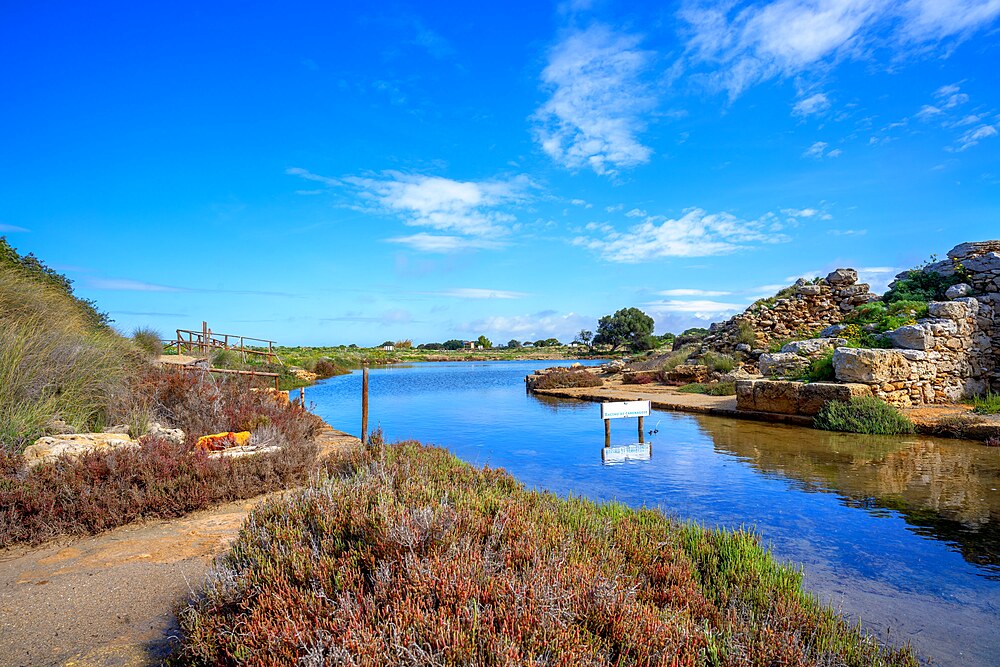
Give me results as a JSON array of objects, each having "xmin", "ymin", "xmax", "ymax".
[
  {"xmin": 638, "ymin": 415, "xmax": 644, "ymax": 444},
  {"xmin": 604, "ymin": 418, "xmax": 611, "ymax": 447},
  {"xmin": 361, "ymin": 364, "xmax": 370, "ymax": 445}
]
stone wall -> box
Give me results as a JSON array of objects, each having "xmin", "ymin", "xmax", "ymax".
[
  {"xmin": 701, "ymin": 268, "xmax": 877, "ymax": 355},
  {"xmin": 832, "ymin": 241, "xmax": 999, "ymax": 405}
]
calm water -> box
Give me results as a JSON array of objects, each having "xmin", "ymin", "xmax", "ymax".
[{"xmin": 308, "ymin": 360, "xmax": 1000, "ymax": 667}]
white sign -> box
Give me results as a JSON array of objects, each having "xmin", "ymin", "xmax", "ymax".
[{"xmin": 600, "ymin": 400, "xmax": 651, "ymax": 420}]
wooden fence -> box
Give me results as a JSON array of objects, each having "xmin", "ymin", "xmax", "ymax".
[{"xmin": 163, "ymin": 321, "xmax": 281, "ymax": 365}]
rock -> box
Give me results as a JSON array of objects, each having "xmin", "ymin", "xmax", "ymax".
[
  {"xmin": 833, "ymin": 348, "xmax": 911, "ymax": 384},
  {"xmin": 947, "ymin": 240, "xmax": 1000, "ymax": 260},
  {"xmin": 22, "ymin": 433, "xmax": 140, "ymax": 469},
  {"xmin": 796, "ymin": 284, "xmax": 822, "ymax": 296},
  {"xmin": 825, "ymin": 268, "xmax": 858, "ymax": 285},
  {"xmin": 945, "ymin": 283, "xmax": 973, "ymax": 299},
  {"xmin": 887, "ymin": 323, "xmax": 933, "ymax": 350},
  {"xmin": 750, "ymin": 348, "xmax": 766, "ymax": 358},
  {"xmin": 208, "ymin": 445, "xmax": 282, "ymax": 459},
  {"xmin": 928, "ymin": 299, "xmax": 978, "ymax": 320},
  {"xmin": 103, "ymin": 424, "xmax": 131, "ymax": 435},
  {"xmin": 148, "ymin": 421, "xmax": 185, "ymax": 445},
  {"xmin": 798, "ymin": 382, "xmax": 874, "ymax": 415},
  {"xmin": 667, "ymin": 364, "xmax": 709, "ymax": 384},
  {"xmin": 735, "ymin": 343, "xmax": 752, "ymax": 353},
  {"xmin": 736, "ymin": 379, "xmax": 874, "ymax": 415},
  {"xmin": 720, "ymin": 367, "xmax": 757, "ymax": 383},
  {"xmin": 960, "ymin": 252, "xmax": 1000, "ymax": 274},
  {"xmin": 570, "ymin": 362, "xmax": 582, "ymax": 368},
  {"xmin": 759, "ymin": 352, "xmax": 811, "ymax": 378},
  {"xmin": 819, "ymin": 324, "xmax": 848, "ymax": 337},
  {"xmin": 44, "ymin": 418, "xmax": 75, "ymax": 435},
  {"xmin": 920, "ymin": 259, "xmax": 957, "ymax": 277},
  {"xmin": 779, "ymin": 337, "xmax": 849, "ymax": 357}
]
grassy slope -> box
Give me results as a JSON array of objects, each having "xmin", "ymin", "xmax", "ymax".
[{"xmin": 172, "ymin": 442, "xmax": 917, "ymax": 666}]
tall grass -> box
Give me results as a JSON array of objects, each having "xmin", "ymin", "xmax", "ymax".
[
  {"xmin": 814, "ymin": 396, "xmax": 915, "ymax": 435},
  {"xmin": 0, "ymin": 266, "xmax": 143, "ymax": 453},
  {"xmin": 971, "ymin": 391, "xmax": 1000, "ymax": 415},
  {"xmin": 132, "ymin": 326, "xmax": 163, "ymax": 358},
  {"xmin": 170, "ymin": 442, "xmax": 917, "ymax": 666}
]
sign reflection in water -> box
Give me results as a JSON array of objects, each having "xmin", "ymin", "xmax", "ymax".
[{"xmin": 306, "ymin": 360, "xmax": 1000, "ymax": 667}]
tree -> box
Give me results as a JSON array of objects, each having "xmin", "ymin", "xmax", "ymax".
[
  {"xmin": 544, "ymin": 337, "xmax": 560, "ymax": 347},
  {"xmin": 576, "ymin": 329, "xmax": 594, "ymax": 350},
  {"xmin": 442, "ymin": 339, "xmax": 464, "ymax": 350},
  {"xmin": 593, "ymin": 307, "xmax": 655, "ymax": 352},
  {"xmin": 477, "ymin": 335, "xmax": 492, "ymax": 349},
  {"xmin": 507, "ymin": 339, "xmax": 522, "ymax": 349}
]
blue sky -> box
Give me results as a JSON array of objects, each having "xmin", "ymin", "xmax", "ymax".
[{"xmin": 2, "ymin": 1, "xmax": 998, "ymax": 346}]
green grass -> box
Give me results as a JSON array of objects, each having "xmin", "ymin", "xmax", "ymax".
[
  {"xmin": 971, "ymin": 391, "xmax": 1000, "ymax": 415},
  {"xmin": 677, "ymin": 382, "xmax": 736, "ymax": 396},
  {"xmin": 793, "ymin": 350, "xmax": 837, "ymax": 383},
  {"xmin": 700, "ymin": 350, "xmax": 736, "ymax": 373},
  {"xmin": 814, "ymin": 396, "xmax": 916, "ymax": 435},
  {"xmin": 169, "ymin": 442, "xmax": 918, "ymax": 666},
  {"xmin": 677, "ymin": 382, "xmax": 708, "ymax": 393}
]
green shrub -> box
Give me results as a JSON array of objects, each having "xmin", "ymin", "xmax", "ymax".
[
  {"xmin": 677, "ymin": 382, "xmax": 707, "ymax": 394},
  {"xmin": 814, "ymin": 396, "xmax": 915, "ymax": 435},
  {"xmin": 736, "ymin": 321, "xmax": 756, "ymax": 346},
  {"xmin": 662, "ymin": 344, "xmax": 698, "ymax": 371},
  {"xmin": 132, "ymin": 327, "xmax": 163, "ymax": 359},
  {"xmin": 971, "ymin": 391, "xmax": 1000, "ymax": 415},
  {"xmin": 796, "ymin": 351, "xmax": 836, "ymax": 382},
  {"xmin": 700, "ymin": 351, "xmax": 736, "ymax": 373},
  {"xmin": 707, "ymin": 382, "xmax": 736, "ymax": 396},
  {"xmin": 883, "ymin": 265, "xmax": 965, "ymax": 303}
]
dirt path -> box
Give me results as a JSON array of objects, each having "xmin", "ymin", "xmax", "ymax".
[{"xmin": 0, "ymin": 425, "xmax": 360, "ymax": 667}]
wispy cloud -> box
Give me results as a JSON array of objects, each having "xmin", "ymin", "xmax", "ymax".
[
  {"xmin": 386, "ymin": 233, "xmax": 505, "ymax": 253},
  {"xmin": 466, "ymin": 311, "xmax": 592, "ymax": 340},
  {"xmin": 88, "ymin": 278, "xmax": 184, "ymax": 292},
  {"xmin": 433, "ymin": 288, "xmax": 528, "ymax": 299},
  {"xmin": 793, "ymin": 92, "xmax": 831, "ymax": 117},
  {"xmin": 803, "ymin": 141, "xmax": 841, "ymax": 158},
  {"xmin": 912, "ymin": 83, "xmax": 998, "ymax": 152},
  {"xmin": 656, "ymin": 288, "xmax": 732, "ymax": 297},
  {"xmin": 533, "ymin": 24, "xmax": 656, "ymax": 176},
  {"xmin": 643, "ymin": 299, "xmax": 746, "ymax": 314},
  {"xmin": 573, "ymin": 207, "xmax": 790, "ymax": 263},
  {"xmin": 677, "ymin": 0, "xmax": 1000, "ymax": 100},
  {"xmin": 0, "ymin": 224, "xmax": 29, "ymax": 233}
]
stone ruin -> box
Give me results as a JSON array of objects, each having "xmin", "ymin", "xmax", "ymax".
[{"xmin": 700, "ymin": 268, "xmax": 878, "ymax": 356}]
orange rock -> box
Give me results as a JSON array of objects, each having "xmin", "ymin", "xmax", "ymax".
[{"xmin": 195, "ymin": 431, "xmax": 251, "ymax": 452}]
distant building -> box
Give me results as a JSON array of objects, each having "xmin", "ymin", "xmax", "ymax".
[
  {"xmin": 381, "ymin": 344, "xmax": 395, "ymax": 351},
  {"xmin": 463, "ymin": 341, "xmax": 483, "ymax": 350}
]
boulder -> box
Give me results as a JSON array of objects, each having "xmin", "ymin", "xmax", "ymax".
[
  {"xmin": 148, "ymin": 421, "xmax": 185, "ymax": 445},
  {"xmin": 736, "ymin": 379, "xmax": 873, "ymax": 415},
  {"xmin": 780, "ymin": 337, "xmax": 849, "ymax": 357},
  {"xmin": 798, "ymin": 382, "xmax": 873, "ymax": 415},
  {"xmin": 796, "ymin": 284, "xmax": 822, "ymax": 296},
  {"xmin": 667, "ymin": 364, "xmax": 709, "ymax": 384},
  {"xmin": 720, "ymin": 367, "xmax": 758, "ymax": 384},
  {"xmin": 919, "ymin": 259, "xmax": 957, "ymax": 277},
  {"xmin": 825, "ymin": 268, "xmax": 858, "ymax": 285},
  {"xmin": 960, "ymin": 252, "xmax": 1000, "ymax": 274},
  {"xmin": 819, "ymin": 324, "xmax": 848, "ymax": 337},
  {"xmin": 887, "ymin": 323, "xmax": 933, "ymax": 350},
  {"xmin": 759, "ymin": 352, "xmax": 810, "ymax": 378},
  {"xmin": 945, "ymin": 283, "xmax": 973, "ymax": 300},
  {"xmin": 44, "ymin": 418, "xmax": 75, "ymax": 435},
  {"xmin": 734, "ymin": 343, "xmax": 752, "ymax": 353},
  {"xmin": 23, "ymin": 433, "xmax": 140, "ymax": 469},
  {"xmin": 833, "ymin": 348, "xmax": 911, "ymax": 384}
]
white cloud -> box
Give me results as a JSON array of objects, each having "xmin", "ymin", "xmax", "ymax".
[
  {"xmin": 826, "ymin": 148, "xmax": 843, "ymax": 157},
  {"xmin": 386, "ymin": 233, "xmax": 505, "ymax": 253},
  {"xmin": 625, "ymin": 208, "xmax": 646, "ymax": 217},
  {"xmin": 569, "ymin": 198, "xmax": 593, "ymax": 208},
  {"xmin": 857, "ymin": 266, "xmax": 903, "ymax": 292},
  {"xmin": 644, "ymin": 299, "xmax": 746, "ymax": 314},
  {"xmin": 657, "ymin": 288, "xmax": 732, "ymax": 296},
  {"xmin": 781, "ymin": 207, "xmax": 832, "ymax": 220},
  {"xmin": 0, "ymin": 223, "xmax": 29, "ymax": 233},
  {"xmin": 803, "ymin": 141, "xmax": 840, "ymax": 158},
  {"xmin": 915, "ymin": 104, "xmax": 943, "ymax": 120},
  {"xmin": 467, "ymin": 311, "xmax": 593, "ymax": 340},
  {"xmin": 344, "ymin": 171, "xmax": 530, "ymax": 237},
  {"xmin": 285, "ymin": 167, "xmax": 338, "ymax": 186},
  {"xmin": 435, "ymin": 288, "xmax": 528, "ymax": 299},
  {"xmin": 678, "ymin": 0, "xmax": 1000, "ymax": 99},
  {"xmin": 956, "ymin": 124, "xmax": 998, "ymax": 151},
  {"xmin": 573, "ymin": 207, "xmax": 790, "ymax": 263},
  {"xmin": 793, "ymin": 92, "xmax": 831, "ymax": 116},
  {"xmin": 533, "ymin": 24, "xmax": 656, "ymax": 175}
]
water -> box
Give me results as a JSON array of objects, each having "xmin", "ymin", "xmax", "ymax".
[{"xmin": 308, "ymin": 360, "xmax": 1000, "ymax": 667}]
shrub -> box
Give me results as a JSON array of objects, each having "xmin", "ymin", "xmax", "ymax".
[
  {"xmin": 736, "ymin": 321, "xmax": 756, "ymax": 346},
  {"xmin": 814, "ymin": 396, "xmax": 915, "ymax": 435},
  {"xmin": 883, "ymin": 264, "xmax": 965, "ymax": 303},
  {"xmin": 532, "ymin": 368, "xmax": 603, "ymax": 390},
  {"xmin": 677, "ymin": 382, "xmax": 707, "ymax": 394},
  {"xmin": 796, "ymin": 350, "xmax": 836, "ymax": 382},
  {"xmin": 707, "ymin": 381, "xmax": 737, "ymax": 396},
  {"xmin": 662, "ymin": 344, "xmax": 697, "ymax": 371},
  {"xmin": 971, "ymin": 391, "xmax": 1000, "ymax": 415},
  {"xmin": 132, "ymin": 327, "xmax": 163, "ymax": 359},
  {"xmin": 313, "ymin": 359, "xmax": 348, "ymax": 379},
  {"xmin": 622, "ymin": 371, "xmax": 657, "ymax": 385},
  {"xmin": 169, "ymin": 442, "xmax": 917, "ymax": 666},
  {"xmin": 700, "ymin": 351, "xmax": 736, "ymax": 373}
]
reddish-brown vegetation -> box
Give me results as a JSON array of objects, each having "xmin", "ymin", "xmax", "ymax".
[
  {"xmin": 532, "ymin": 367, "xmax": 604, "ymax": 390},
  {"xmin": 170, "ymin": 441, "xmax": 917, "ymax": 667}
]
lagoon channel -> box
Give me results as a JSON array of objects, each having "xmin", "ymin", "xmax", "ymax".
[{"xmin": 308, "ymin": 360, "xmax": 1000, "ymax": 667}]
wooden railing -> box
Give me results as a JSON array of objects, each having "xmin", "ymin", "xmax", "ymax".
[{"xmin": 170, "ymin": 321, "xmax": 281, "ymax": 365}]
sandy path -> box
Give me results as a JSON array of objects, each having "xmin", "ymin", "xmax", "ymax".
[{"xmin": 0, "ymin": 425, "xmax": 360, "ymax": 667}]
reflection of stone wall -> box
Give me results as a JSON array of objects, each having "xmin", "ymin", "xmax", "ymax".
[
  {"xmin": 702, "ymin": 268, "xmax": 877, "ymax": 353},
  {"xmin": 697, "ymin": 414, "xmax": 1000, "ymax": 565},
  {"xmin": 833, "ymin": 241, "xmax": 999, "ymax": 404}
]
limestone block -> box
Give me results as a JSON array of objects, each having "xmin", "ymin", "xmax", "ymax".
[
  {"xmin": 668, "ymin": 364, "xmax": 709, "ymax": 384},
  {"xmin": 928, "ymin": 299, "xmax": 978, "ymax": 320},
  {"xmin": 961, "ymin": 252, "xmax": 1000, "ymax": 274},
  {"xmin": 759, "ymin": 352, "xmax": 811, "ymax": 378},
  {"xmin": 798, "ymin": 382, "xmax": 873, "ymax": 415},
  {"xmin": 23, "ymin": 433, "xmax": 140, "ymax": 468},
  {"xmin": 887, "ymin": 323, "xmax": 933, "ymax": 350},
  {"xmin": 833, "ymin": 348, "xmax": 912, "ymax": 384},
  {"xmin": 826, "ymin": 268, "xmax": 858, "ymax": 285},
  {"xmin": 945, "ymin": 283, "xmax": 973, "ymax": 299},
  {"xmin": 740, "ymin": 380, "xmax": 801, "ymax": 414},
  {"xmin": 947, "ymin": 240, "xmax": 1000, "ymax": 259},
  {"xmin": 796, "ymin": 284, "xmax": 822, "ymax": 296},
  {"xmin": 780, "ymin": 337, "xmax": 849, "ymax": 357}
]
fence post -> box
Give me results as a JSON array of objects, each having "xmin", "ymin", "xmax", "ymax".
[
  {"xmin": 361, "ymin": 364, "xmax": 370, "ymax": 445},
  {"xmin": 604, "ymin": 418, "xmax": 611, "ymax": 447}
]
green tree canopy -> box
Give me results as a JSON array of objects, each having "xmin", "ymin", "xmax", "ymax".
[
  {"xmin": 477, "ymin": 335, "xmax": 492, "ymax": 349},
  {"xmin": 594, "ymin": 307, "xmax": 655, "ymax": 352}
]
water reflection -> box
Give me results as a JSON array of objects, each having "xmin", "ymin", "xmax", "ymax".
[
  {"xmin": 696, "ymin": 417, "xmax": 1000, "ymax": 574},
  {"xmin": 602, "ymin": 442, "xmax": 653, "ymax": 464}
]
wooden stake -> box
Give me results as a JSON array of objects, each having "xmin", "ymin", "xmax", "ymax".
[
  {"xmin": 604, "ymin": 418, "xmax": 611, "ymax": 447},
  {"xmin": 638, "ymin": 416, "xmax": 644, "ymax": 444},
  {"xmin": 361, "ymin": 364, "xmax": 370, "ymax": 445}
]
